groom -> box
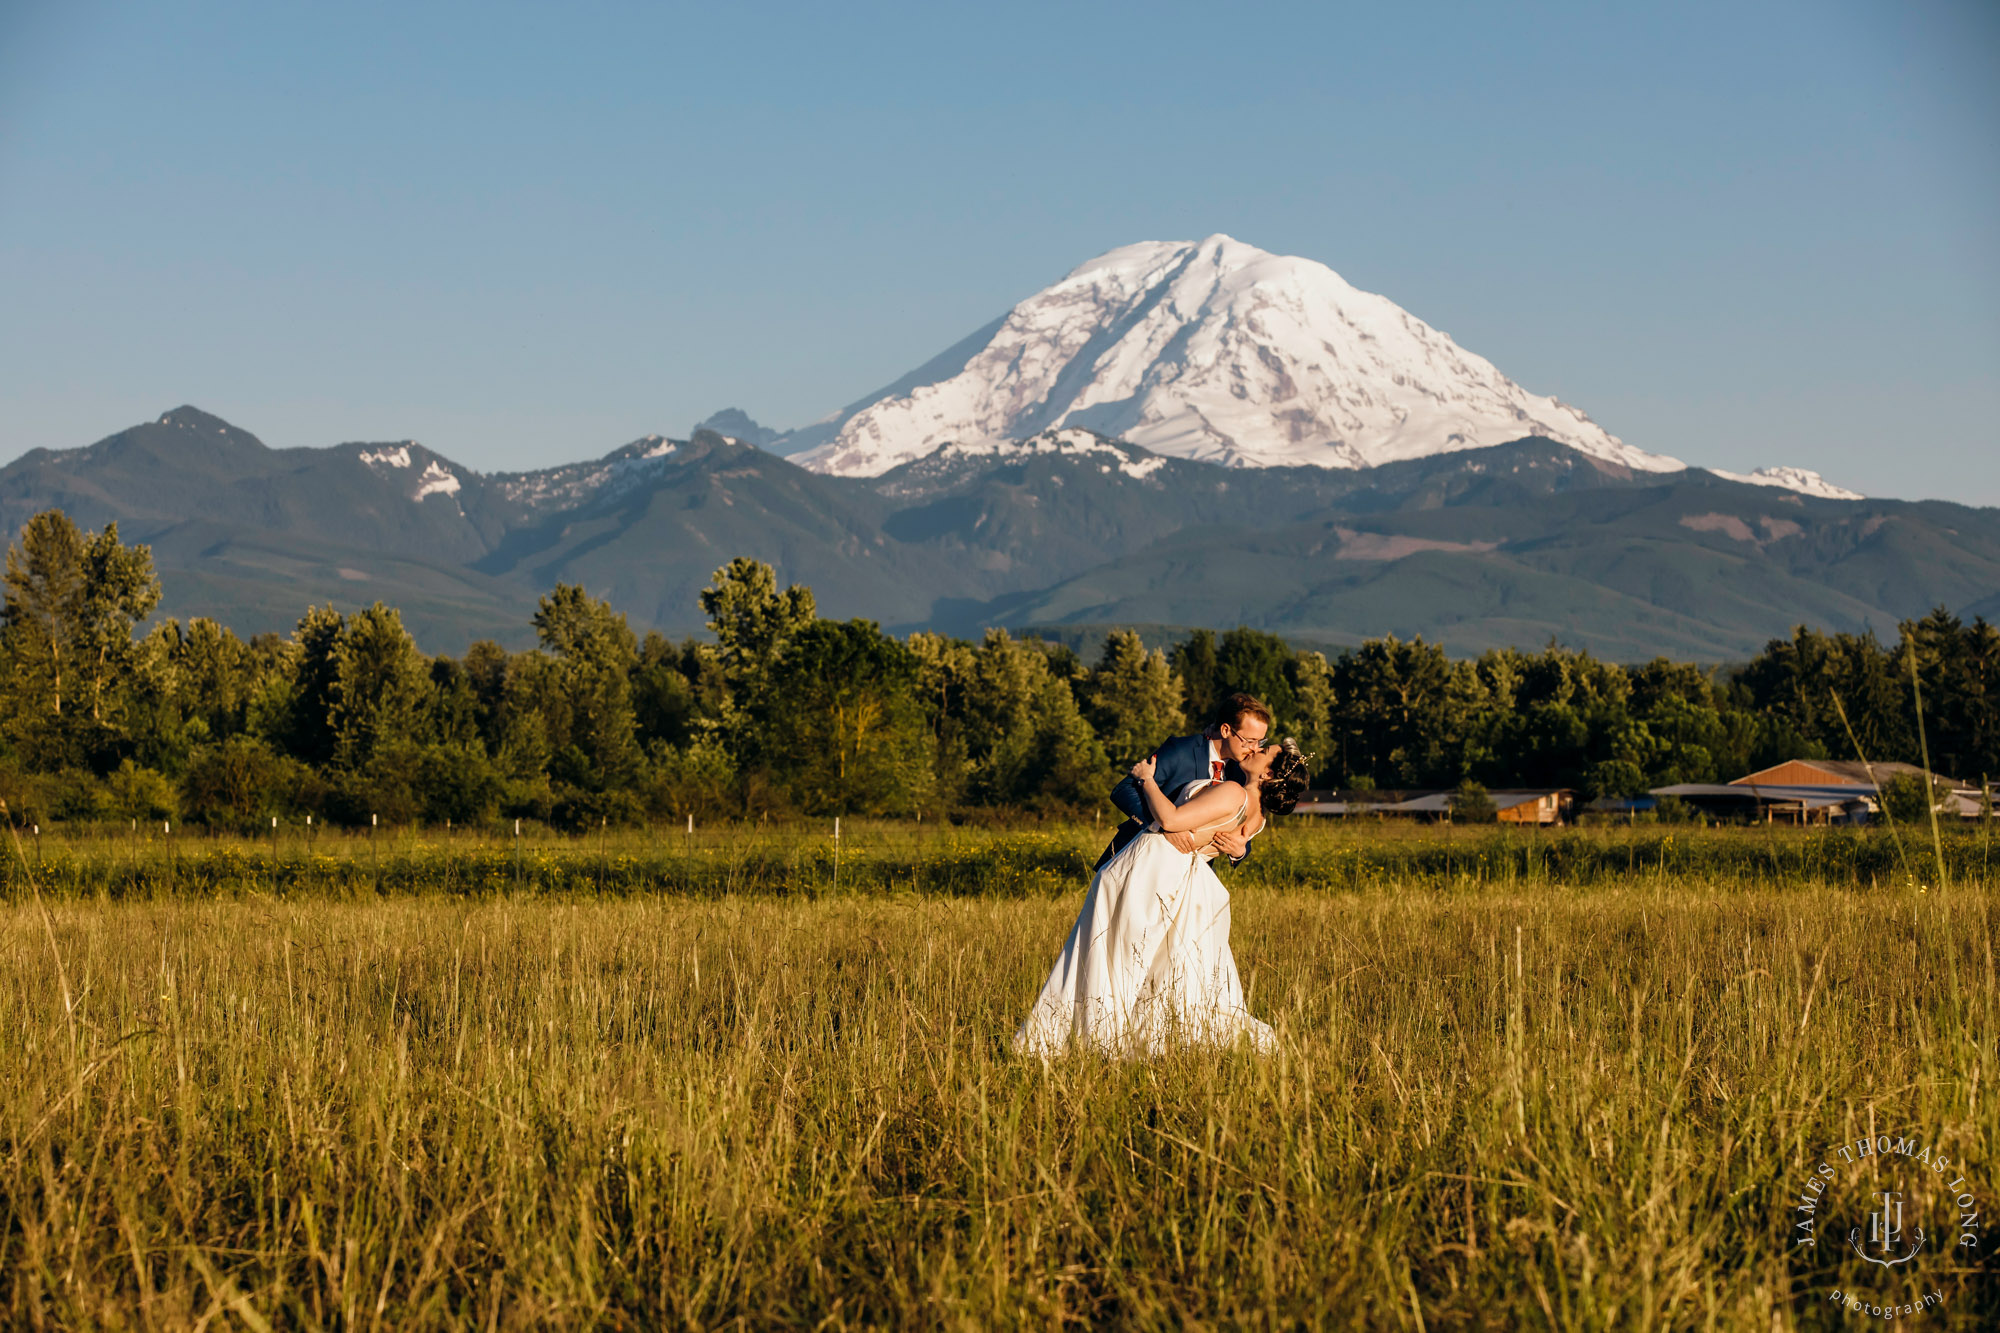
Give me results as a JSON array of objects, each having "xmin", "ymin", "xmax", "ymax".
[{"xmin": 1094, "ymin": 692, "xmax": 1274, "ymax": 870}]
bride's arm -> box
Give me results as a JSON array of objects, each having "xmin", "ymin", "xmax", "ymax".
[{"xmin": 1128, "ymin": 756, "xmax": 1246, "ymax": 833}]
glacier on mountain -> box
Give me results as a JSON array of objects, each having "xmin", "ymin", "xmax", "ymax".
[
  {"xmin": 928, "ymin": 428, "xmax": 1169, "ymax": 480},
  {"xmin": 791, "ymin": 234, "xmax": 1686, "ymax": 479}
]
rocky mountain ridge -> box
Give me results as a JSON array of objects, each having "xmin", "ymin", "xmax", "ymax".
[{"xmin": 1, "ymin": 407, "xmax": 1989, "ymax": 660}]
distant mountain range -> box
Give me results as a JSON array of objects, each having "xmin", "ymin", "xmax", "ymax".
[
  {"xmin": 3, "ymin": 407, "xmax": 1994, "ymax": 661},
  {"xmin": 4, "ymin": 236, "xmax": 1984, "ymax": 657}
]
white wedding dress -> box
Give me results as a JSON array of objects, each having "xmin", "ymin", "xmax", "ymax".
[{"xmin": 1014, "ymin": 779, "xmax": 1275, "ymax": 1057}]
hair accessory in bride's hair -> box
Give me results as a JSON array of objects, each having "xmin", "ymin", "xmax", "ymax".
[{"xmin": 1260, "ymin": 737, "xmax": 1313, "ymax": 815}]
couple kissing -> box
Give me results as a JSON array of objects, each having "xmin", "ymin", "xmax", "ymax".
[{"xmin": 1015, "ymin": 693, "xmax": 1310, "ymax": 1057}]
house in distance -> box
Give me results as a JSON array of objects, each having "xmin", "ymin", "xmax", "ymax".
[
  {"xmin": 1651, "ymin": 759, "xmax": 1988, "ymax": 825},
  {"xmin": 1291, "ymin": 789, "xmax": 1572, "ymax": 825}
]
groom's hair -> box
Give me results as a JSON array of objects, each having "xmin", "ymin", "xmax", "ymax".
[{"xmin": 1213, "ymin": 693, "xmax": 1273, "ymax": 732}]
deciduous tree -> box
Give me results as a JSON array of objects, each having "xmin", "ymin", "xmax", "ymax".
[
  {"xmin": 699, "ymin": 558, "xmax": 815, "ymax": 703},
  {"xmin": 756, "ymin": 619, "xmax": 931, "ymax": 815}
]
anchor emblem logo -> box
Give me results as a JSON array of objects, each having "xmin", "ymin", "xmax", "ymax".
[{"xmin": 1850, "ymin": 1191, "xmax": 1926, "ymax": 1268}]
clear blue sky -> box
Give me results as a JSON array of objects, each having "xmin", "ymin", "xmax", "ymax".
[{"xmin": 3, "ymin": 0, "xmax": 1995, "ymax": 501}]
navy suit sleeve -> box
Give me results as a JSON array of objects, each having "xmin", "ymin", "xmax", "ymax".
[
  {"xmin": 1158, "ymin": 734, "xmax": 1209, "ymax": 798},
  {"xmin": 1111, "ymin": 733, "xmax": 1194, "ymax": 820},
  {"xmin": 1110, "ymin": 774, "xmax": 1145, "ymax": 821}
]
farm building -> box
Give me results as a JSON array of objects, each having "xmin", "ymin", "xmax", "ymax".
[
  {"xmin": 1731, "ymin": 759, "xmax": 1929, "ymax": 788},
  {"xmin": 1291, "ymin": 790, "xmax": 1573, "ymax": 825},
  {"xmin": 1649, "ymin": 782, "xmax": 1872, "ymax": 825},
  {"xmin": 1651, "ymin": 759, "xmax": 1988, "ymax": 824}
]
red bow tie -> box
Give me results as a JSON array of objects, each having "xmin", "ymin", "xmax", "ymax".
[{"xmin": 1212, "ymin": 760, "xmax": 1225, "ymax": 783}]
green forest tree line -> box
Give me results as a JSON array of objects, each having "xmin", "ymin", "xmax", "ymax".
[{"xmin": 3, "ymin": 511, "xmax": 1997, "ymax": 829}]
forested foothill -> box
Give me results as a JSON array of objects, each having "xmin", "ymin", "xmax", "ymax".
[{"xmin": 3, "ymin": 510, "xmax": 1996, "ymax": 831}]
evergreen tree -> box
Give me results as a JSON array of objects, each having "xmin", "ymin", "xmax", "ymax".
[
  {"xmin": 75, "ymin": 519, "xmax": 161, "ymax": 725},
  {"xmin": 908, "ymin": 631, "xmax": 978, "ymax": 806},
  {"xmin": 1480, "ymin": 644, "xmax": 1633, "ymax": 789},
  {"xmin": 421, "ymin": 655, "xmax": 484, "ymax": 750},
  {"xmin": 1330, "ymin": 636, "xmax": 1472, "ymax": 787},
  {"xmin": 1080, "ymin": 630, "xmax": 1184, "ymax": 763},
  {"xmin": 1169, "ymin": 629, "xmax": 1220, "ymax": 730},
  {"xmin": 633, "ymin": 630, "xmax": 701, "ymax": 749},
  {"xmin": 281, "ymin": 606, "xmax": 346, "ymax": 767},
  {"xmin": 1026, "ymin": 637, "xmax": 1087, "ymax": 686},
  {"xmin": 2, "ymin": 510, "xmax": 87, "ymax": 722},
  {"xmin": 966, "ymin": 629, "xmax": 1043, "ymax": 765},
  {"xmin": 1286, "ymin": 650, "xmax": 1336, "ymax": 757},
  {"xmin": 1738, "ymin": 626, "xmax": 1911, "ymax": 764},
  {"xmin": 171, "ymin": 618, "xmax": 259, "ymax": 741},
  {"xmin": 532, "ymin": 584, "xmax": 640, "ymax": 787},
  {"xmin": 330, "ymin": 603, "xmax": 428, "ymax": 771},
  {"xmin": 1904, "ymin": 607, "xmax": 2000, "ymax": 780},
  {"xmin": 967, "ymin": 630, "xmax": 1109, "ymax": 809},
  {"xmin": 1, "ymin": 512, "xmax": 160, "ymax": 766},
  {"xmin": 1216, "ymin": 627, "xmax": 1297, "ymax": 729}
]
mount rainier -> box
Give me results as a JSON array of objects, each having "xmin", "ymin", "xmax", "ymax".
[{"xmin": 727, "ymin": 234, "xmax": 1851, "ymax": 499}]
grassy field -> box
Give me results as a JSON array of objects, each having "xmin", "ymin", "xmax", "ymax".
[
  {"xmin": 4, "ymin": 822, "xmax": 1997, "ymax": 1328},
  {"xmin": 3, "ymin": 814, "xmax": 1996, "ymax": 900}
]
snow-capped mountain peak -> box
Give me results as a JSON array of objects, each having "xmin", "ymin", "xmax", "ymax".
[
  {"xmin": 1712, "ymin": 466, "xmax": 1864, "ymax": 500},
  {"xmin": 790, "ymin": 234, "xmax": 1685, "ymax": 478}
]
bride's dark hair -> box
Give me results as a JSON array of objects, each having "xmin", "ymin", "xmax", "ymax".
[{"xmin": 1260, "ymin": 738, "xmax": 1313, "ymax": 815}]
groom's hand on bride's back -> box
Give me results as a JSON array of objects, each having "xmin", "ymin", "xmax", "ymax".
[{"xmin": 1210, "ymin": 828, "xmax": 1250, "ymax": 860}]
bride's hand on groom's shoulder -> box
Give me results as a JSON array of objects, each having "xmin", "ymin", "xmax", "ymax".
[{"xmin": 1130, "ymin": 755, "xmax": 1157, "ymax": 782}]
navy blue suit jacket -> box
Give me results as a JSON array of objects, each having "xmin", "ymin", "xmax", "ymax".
[{"xmin": 1097, "ymin": 732, "xmax": 1251, "ymax": 869}]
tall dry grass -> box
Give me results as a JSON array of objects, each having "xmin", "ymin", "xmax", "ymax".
[
  {"xmin": 4, "ymin": 817, "xmax": 1995, "ymax": 902},
  {"xmin": 5, "ymin": 859, "xmax": 1997, "ymax": 1327}
]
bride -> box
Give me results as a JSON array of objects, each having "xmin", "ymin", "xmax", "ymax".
[{"xmin": 1014, "ymin": 737, "xmax": 1310, "ymax": 1057}]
